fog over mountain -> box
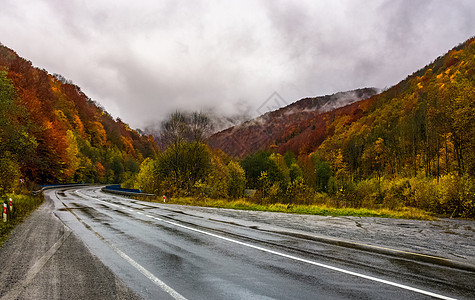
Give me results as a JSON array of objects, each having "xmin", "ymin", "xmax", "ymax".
[
  {"xmin": 208, "ymin": 88, "xmax": 378, "ymax": 156},
  {"xmin": 0, "ymin": 0, "xmax": 473, "ymax": 129}
]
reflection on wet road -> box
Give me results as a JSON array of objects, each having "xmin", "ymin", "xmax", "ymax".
[{"xmin": 50, "ymin": 186, "xmax": 474, "ymax": 300}]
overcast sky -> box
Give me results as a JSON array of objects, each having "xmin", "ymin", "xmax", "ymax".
[{"xmin": 1, "ymin": 0, "xmax": 474, "ymax": 129}]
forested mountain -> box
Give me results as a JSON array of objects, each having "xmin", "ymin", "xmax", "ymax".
[
  {"xmin": 209, "ymin": 37, "xmax": 474, "ymax": 180},
  {"xmin": 208, "ymin": 88, "xmax": 377, "ymax": 157},
  {"xmin": 130, "ymin": 37, "xmax": 473, "ymax": 217},
  {"xmin": 311, "ymin": 37, "xmax": 474, "ymax": 179},
  {"xmin": 0, "ymin": 44, "xmax": 158, "ymax": 190}
]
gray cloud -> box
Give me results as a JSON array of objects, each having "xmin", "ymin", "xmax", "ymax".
[{"xmin": 0, "ymin": 0, "xmax": 473, "ymax": 129}]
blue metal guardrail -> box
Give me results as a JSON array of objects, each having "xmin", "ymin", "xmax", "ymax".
[
  {"xmin": 103, "ymin": 185, "xmax": 143, "ymax": 194},
  {"xmin": 102, "ymin": 185, "xmax": 155, "ymax": 197}
]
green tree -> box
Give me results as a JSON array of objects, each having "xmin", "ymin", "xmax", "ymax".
[
  {"xmin": 269, "ymin": 153, "xmax": 290, "ymax": 189},
  {"xmin": 110, "ymin": 156, "xmax": 124, "ymax": 183},
  {"xmin": 205, "ymin": 154, "xmax": 228, "ymax": 198},
  {"xmin": 0, "ymin": 69, "xmax": 35, "ymax": 190},
  {"xmin": 0, "ymin": 153, "xmax": 20, "ymax": 195},
  {"xmin": 311, "ymin": 152, "xmax": 332, "ymax": 192},
  {"xmin": 289, "ymin": 163, "xmax": 303, "ymax": 183},
  {"xmin": 135, "ymin": 158, "xmax": 160, "ymax": 194},
  {"xmin": 298, "ymin": 154, "xmax": 316, "ymax": 189},
  {"xmin": 227, "ymin": 161, "xmax": 246, "ymax": 198},
  {"xmin": 241, "ymin": 151, "xmax": 283, "ymax": 189},
  {"xmin": 156, "ymin": 142, "xmax": 211, "ymax": 193},
  {"xmin": 283, "ymin": 151, "xmax": 297, "ymax": 167}
]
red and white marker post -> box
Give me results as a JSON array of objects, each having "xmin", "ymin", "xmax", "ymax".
[
  {"xmin": 9, "ymin": 198, "xmax": 12, "ymax": 213},
  {"xmin": 163, "ymin": 195, "xmax": 166, "ymax": 203},
  {"xmin": 3, "ymin": 203, "xmax": 7, "ymax": 222}
]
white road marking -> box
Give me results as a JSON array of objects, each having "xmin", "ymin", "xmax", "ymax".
[
  {"xmin": 71, "ymin": 190, "xmax": 187, "ymax": 300},
  {"xmin": 76, "ymin": 190, "xmax": 456, "ymax": 300},
  {"xmin": 104, "ymin": 235, "xmax": 187, "ymax": 300},
  {"xmin": 149, "ymin": 216, "xmax": 456, "ymax": 300},
  {"xmin": 1, "ymin": 230, "xmax": 72, "ymax": 300}
]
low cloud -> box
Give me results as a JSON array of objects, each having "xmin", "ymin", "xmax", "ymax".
[{"xmin": 0, "ymin": 0, "xmax": 473, "ymax": 129}]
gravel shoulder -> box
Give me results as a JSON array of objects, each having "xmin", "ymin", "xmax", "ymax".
[{"xmin": 0, "ymin": 194, "xmax": 140, "ymax": 300}]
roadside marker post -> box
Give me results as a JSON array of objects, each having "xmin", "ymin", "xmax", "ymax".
[
  {"xmin": 9, "ymin": 198, "xmax": 13, "ymax": 213},
  {"xmin": 163, "ymin": 195, "xmax": 166, "ymax": 203},
  {"xmin": 3, "ymin": 203, "xmax": 7, "ymax": 222}
]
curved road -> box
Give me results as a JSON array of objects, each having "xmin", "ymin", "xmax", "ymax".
[{"xmin": 9, "ymin": 186, "xmax": 475, "ymax": 299}]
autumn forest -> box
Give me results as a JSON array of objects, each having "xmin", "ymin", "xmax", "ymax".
[
  {"xmin": 0, "ymin": 37, "xmax": 474, "ymax": 218},
  {"xmin": 0, "ymin": 44, "xmax": 158, "ymax": 192}
]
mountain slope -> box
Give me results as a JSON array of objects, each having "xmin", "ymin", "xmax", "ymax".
[
  {"xmin": 208, "ymin": 88, "xmax": 377, "ymax": 157},
  {"xmin": 313, "ymin": 37, "xmax": 475, "ymax": 178},
  {"xmin": 210, "ymin": 38, "xmax": 475, "ymax": 177},
  {"xmin": 0, "ymin": 44, "xmax": 158, "ymax": 186},
  {"xmin": 210, "ymin": 37, "xmax": 474, "ymax": 180}
]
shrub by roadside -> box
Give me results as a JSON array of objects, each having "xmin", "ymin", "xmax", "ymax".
[{"xmin": 136, "ymin": 195, "xmax": 434, "ymax": 220}]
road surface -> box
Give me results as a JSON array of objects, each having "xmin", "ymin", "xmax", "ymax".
[{"xmin": 1, "ymin": 186, "xmax": 474, "ymax": 299}]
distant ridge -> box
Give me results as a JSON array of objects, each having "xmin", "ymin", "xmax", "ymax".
[
  {"xmin": 209, "ymin": 37, "xmax": 474, "ymax": 166},
  {"xmin": 207, "ymin": 88, "xmax": 377, "ymax": 157}
]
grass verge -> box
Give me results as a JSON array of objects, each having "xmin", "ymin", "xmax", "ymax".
[
  {"xmin": 136, "ymin": 196, "xmax": 435, "ymax": 220},
  {"xmin": 0, "ymin": 194, "xmax": 44, "ymax": 247}
]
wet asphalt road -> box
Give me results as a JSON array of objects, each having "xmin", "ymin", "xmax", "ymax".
[
  {"xmin": 0, "ymin": 188, "xmax": 140, "ymax": 300},
  {"xmin": 47, "ymin": 186, "xmax": 474, "ymax": 299}
]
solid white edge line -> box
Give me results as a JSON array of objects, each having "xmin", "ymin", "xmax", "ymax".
[
  {"xmin": 77, "ymin": 189, "xmax": 456, "ymax": 300},
  {"xmin": 152, "ymin": 219, "xmax": 456, "ymax": 300},
  {"xmin": 105, "ymin": 237, "xmax": 187, "ymax": 300},
  {"xmin": 72, "ymin": 190, "xmax": 188, "ymax": 300}
]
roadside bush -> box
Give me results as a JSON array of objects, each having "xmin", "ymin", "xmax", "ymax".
[
  {"xmin": 241, "ymin": 151, "xmax": 284, "ymax": 189},
  {"xmin": 312, "ymin": 192, "xmax": 329, "ymax": 206},
  {"xmin": 134, "ymin": 158, "xmax": 160, "ymax": 194},
  {"xmin": 227, "ymin": 161, "xmax": 246, "ymax": 199},
  {"xmin": 362, "ymin": 178, "xmax": 382, "ymax": 207},
  {"xmin": 120, "ymin": 172, "xmax": 137, "ymax": 190},
  {"xmin": 382, "ymin": 178, "xmax": 412, "ymax": 210},
  {"xmin": 205, "ymin": 155, "xmax": 228, "ymax": 198},
  {"xmin": 408, "ymin": 176, "xmax": 438, "ymax": 212},
  {"xmin": 438, "ymin": 174, "xmax": 474, "ymax": 218},
  {"xmin": 159, "ymin": 173, "xmax": 187, "ymax": 197},
  {"xmin": 268, "ymin": 182, "xmax": 282, "ymax": 203},
  {"xmin": 327, "ymin": 176, "xmax": 337, "ymax": 195},
  {"xmin": 286, "ymin": 177, "xmax": 314, "ymax": 205}
]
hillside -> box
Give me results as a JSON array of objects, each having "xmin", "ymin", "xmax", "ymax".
[
  {"xmin": 208, "ymin": 88, "xmax": 377, "ymax": 157},
  {"xmin": 311, "ymin": 37, "xmax": 475, "ymax": 179},
  {"xmin": 209, "ymin": 38, "xmax": 474, "ymax": 180},
  {"xmin": 0, "ymin": 44, "xmax": 158, "ymax": 188},
  {"xmin": 128, "ymin": 37, "xmax": 474, "ymax": 218}
]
